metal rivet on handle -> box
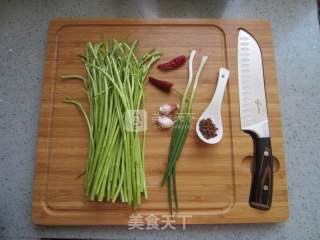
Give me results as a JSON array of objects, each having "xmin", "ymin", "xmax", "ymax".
[
  {"xmin": 263, "ymin": 185, "xmax": 269, "ymax": 191},
  {"xmin": 264, "ymin": 150, "xmax": 269, "ymax": 156}
]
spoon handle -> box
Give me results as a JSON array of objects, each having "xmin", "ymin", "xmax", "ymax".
[{"xmin": 209, "ymin": 68, "xmax": 230, "ymax": 111}]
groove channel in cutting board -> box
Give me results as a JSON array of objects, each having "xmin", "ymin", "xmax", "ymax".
[{"xmin": 32, "ymin": 19, "xmax": 288, "ymax": 225}]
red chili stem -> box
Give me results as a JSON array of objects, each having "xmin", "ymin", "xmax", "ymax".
[{"xmin": 171, "ymin": 88, "xmax": 182, "ymax": 98}]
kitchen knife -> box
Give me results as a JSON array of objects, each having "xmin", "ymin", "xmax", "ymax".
[{"xmin": 238, "ymin": 29, "xmax": 273, "ymax": 210}]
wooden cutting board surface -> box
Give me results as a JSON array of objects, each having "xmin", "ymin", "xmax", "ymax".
[{"xmin": 32, "ymin": 19, "xmax": 288, "ymax": 225}]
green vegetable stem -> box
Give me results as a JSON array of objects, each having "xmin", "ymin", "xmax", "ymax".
[{"xmin": 62, "ymin": 38, "xmax": 160, "ymax": 207}]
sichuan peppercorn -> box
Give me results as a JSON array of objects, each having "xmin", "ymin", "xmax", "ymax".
[{"xmin": 199, "ymin": 118, "xmax": 218, "ymax": 139}]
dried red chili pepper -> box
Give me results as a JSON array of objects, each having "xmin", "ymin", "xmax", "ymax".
[
  {"xmin": 157, "ymin": 55, "xmax": 187, "ymax": 70},
  {"xmin": 149, "ymin": 77, "xmax": 173, "ymax": 92}
]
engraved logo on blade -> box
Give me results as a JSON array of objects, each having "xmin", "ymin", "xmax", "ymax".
[{"xmin": 255, "ymin": 98, "xmax": 262, "ymax": 114}]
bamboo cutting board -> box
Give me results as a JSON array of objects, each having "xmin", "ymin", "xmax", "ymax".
[{"xmin": 32, "ymin": 19, "xmax": 289, "ymax": 225}]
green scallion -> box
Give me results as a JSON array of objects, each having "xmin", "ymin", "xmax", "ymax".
[{"xmin": 161, "ymin": 50, "xmax": 208, "ymax": 214}]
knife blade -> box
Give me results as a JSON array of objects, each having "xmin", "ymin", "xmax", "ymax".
[{"xmin": 238, "ymin": 29, "xmax": 273, "ymax": 210}]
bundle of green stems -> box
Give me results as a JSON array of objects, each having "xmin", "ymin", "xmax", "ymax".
[{"xmin": 62, "ymin": 39, "xmax": 160, "ymax": 207}]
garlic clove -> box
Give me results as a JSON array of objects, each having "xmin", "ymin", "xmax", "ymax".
[
  {"xmin": 155, "ymin": 115, "xmax": 175, "ymax": 129},
  {"xmin": 159, "ymin": 103, "xmax": 178, "ymax": 115}
]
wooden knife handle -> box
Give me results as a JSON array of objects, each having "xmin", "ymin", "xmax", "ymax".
[{"xmin": 249, "ymin": 137, "xmax": 273, "ymax": 210}]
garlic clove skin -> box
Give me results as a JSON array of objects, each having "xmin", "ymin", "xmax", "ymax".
[
  {"xmin": 159, "ymin": 103, "xmax": 178, "ymax": 115},
  {"xmin": 155, "ymin": 115, "xmax": 175, "ymax": 129}
]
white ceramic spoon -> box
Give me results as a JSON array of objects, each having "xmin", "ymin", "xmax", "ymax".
[{"xmin": 196, "ymin": 68, "xmax": 230, "ymax": 144}]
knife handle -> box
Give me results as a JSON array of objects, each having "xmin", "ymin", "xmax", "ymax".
[{"xmin": 249, "ymin": 136, "xmax": 273, "ymax": 210}]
